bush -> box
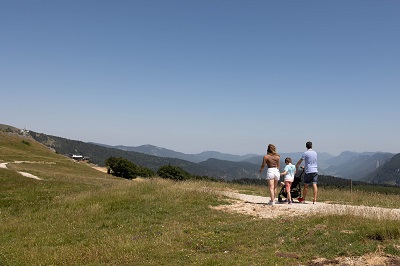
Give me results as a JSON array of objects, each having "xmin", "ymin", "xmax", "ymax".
[
  {"xmin": 157, "ymin": 164, "xmax": 191, "ymax": 181},
  {"xmin": 105, "ymin": 157, "xmax": 154, "ymax": 179},
  {"xmin": 21, "ymin": 140, "xmax": 31, "ymax": 146}
]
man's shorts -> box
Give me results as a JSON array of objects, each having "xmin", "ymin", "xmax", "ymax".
[
  {"xmin": 304, "ymin": 172, "xmax": 318, "ymax": 185},
  {"xmin": 266, "ymin": 168, "xmax": 280, "ymax": 181}
]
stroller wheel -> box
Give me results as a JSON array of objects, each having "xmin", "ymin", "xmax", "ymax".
[{"xmin": 278, "ymin": 196, "xmax": 283, "ymax": 202}]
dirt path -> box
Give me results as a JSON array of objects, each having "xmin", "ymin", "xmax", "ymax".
[
  {"xmin": 212, "ymin": 191, "xmax": 400, "ymax": 265},
  {"xmin": 214, "ymin": 191, "xmax": 400, "ymax": 220},
  {"xmin": 1, "ymin": 161, "xmax": 45, "ymax": 180},
  {"xmin": 91, "ymin": 166, "xmax": 108, "ymax": 173}
]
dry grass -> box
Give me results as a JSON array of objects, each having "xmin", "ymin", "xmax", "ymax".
[{"xmin": 1, "ymin": 132, "xmax": 400, "ymax": 265}]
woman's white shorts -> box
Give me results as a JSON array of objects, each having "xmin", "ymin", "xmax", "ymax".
[{"xmin": 266, "ymin": 168, "xmax": 280, "ymax": 180}]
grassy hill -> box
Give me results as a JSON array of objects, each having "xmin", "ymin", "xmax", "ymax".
[{"xmin": 1, "ymin": 131, "xmax": 400, "ymax": 265}]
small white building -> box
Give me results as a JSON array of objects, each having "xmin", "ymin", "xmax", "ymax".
[
  {"xmin": 68, "ymin": 154, "xmax": 89, "ymax": 161},
  {"xmin": 72, "ymin": 155, "xmax": 84, "ymax": 160}
]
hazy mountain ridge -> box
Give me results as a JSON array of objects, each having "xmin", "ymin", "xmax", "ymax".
[
  {"xmin": 363, "ymin": 154, "xmax": 400, "ymax": 186},
  {"xmin": 199, "ymin": 158, "xmax": 261, "ymax": 180},
  {"xmin": 324, "ymin": 151, "xmax": 377, "ymax": 166},
  {"xmin": 1, "ymin": 124, "xmax": 399, "ymax": 185},
  {"xmin": 322, "ymin": 152, "xmax": 394, "ymax": 180},
  {"xmin": 28, "ymin": 131, "xmax": 228, "ymax": 178},
  {"xmin": 53, "ymin": 138, "xmax": 400, "ymax": 184},
  {"xmin": 92, "ymin": 143, "xmax": 259, "ymax": 163},
  {"xmin": 242, "ymin": 152, "xmax": 335, "ymax": 170},
  {"xmin": 25, "ymin": 130, "xmax": 259, "ymax": 180},
  {"xmin": 196, "ymin": 151, "xmax": 259, "ymax": 163}
]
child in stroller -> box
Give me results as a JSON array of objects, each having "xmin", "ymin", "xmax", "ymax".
[{"xmin": 278, "ymin": 166, "xmax": 305, "ymax": 203}]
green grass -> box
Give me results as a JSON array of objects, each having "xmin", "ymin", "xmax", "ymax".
[
  {"xmin": 2, "ymin": 174, "xmax": 400, "ymax": 265},
  {"xmin": 1, "ymin": 133, "xmax": 400, "ymax": 265}
]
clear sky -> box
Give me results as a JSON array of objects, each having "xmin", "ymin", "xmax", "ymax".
[{"xmin": 1, "ymin": 0, "xmax": 399, "ymax": 156}]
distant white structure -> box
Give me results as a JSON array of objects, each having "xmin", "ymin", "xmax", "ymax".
[
  {"xmin": 72, "ymin": 155, "xmax": 84, "ymax": 160},
  {"xmin": 20, "ymin": 126, "xmax": 29, "ymax": 136},
  {"xmin": 67, "ymin": 154, "xmax": 90, "ymax": 162}
]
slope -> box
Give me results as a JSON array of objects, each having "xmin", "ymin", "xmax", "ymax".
[
  {"xmin": 1, "ymin": 127, "xmax": 400, "ymax": 265},
  {"xmin": 199, "ymin": 158, "xmax": 261, "ymax": 180},
  {"xmin": 0, "ymin": 130, "xmax": 116, "ymax": 186},
  {"xmin": 95, "ymin": 143, "xmax": 259, "ymax": 163},
  {"xmin": 322, "ymin": 152, "xmax": 394, "ymax": 180},
  {"xmin": 363, "ymin": 153, "xmax": 400, "ymax": 186},
  {"xmin": 27, "ymin": 130, "xmax": 227, "ymax": 179}
]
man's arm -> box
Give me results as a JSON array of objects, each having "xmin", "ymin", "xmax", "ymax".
[{"xmin": 295, "ymin": 158, "xmax": 303, "ymax": 172}]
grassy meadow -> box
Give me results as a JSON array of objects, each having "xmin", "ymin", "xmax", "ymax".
[{"xmin": 1, "ymin": 133, "xmax": 400, "ymax": 265}]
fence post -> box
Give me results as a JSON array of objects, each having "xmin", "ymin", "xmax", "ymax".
[{"xmin": 350, "ymin": 179, "xmax": 352, "ymax": 193}]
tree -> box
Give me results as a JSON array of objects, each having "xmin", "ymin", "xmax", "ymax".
[
  {"xmin": 105, "ymin": 157, "xmax": 154, "ymax": 179},
  {"xmin": 157, "ymin": 164, "xmax": 191, "ymax": 181}
]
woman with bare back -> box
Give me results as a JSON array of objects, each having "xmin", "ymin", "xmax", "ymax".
[{"xmin": 259, "ymin": 144, "xmax": 280, "ymax": 205}]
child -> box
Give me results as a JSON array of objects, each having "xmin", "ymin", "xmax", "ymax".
[{"xmin": 280, "ymin": 157, "xmax": 296, "ymax": 204}]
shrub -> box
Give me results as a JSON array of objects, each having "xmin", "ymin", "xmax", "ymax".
[
  {"xmin": 105, "ymin": 157, "xmax": 154, "ymax": 179},
  {"xmin": 21, "ymin": 140, "xmax": 31, "ymax": 146},
  {"xmin": 157, "ymin": 164, "xmax": 191, "ymax": 181}
]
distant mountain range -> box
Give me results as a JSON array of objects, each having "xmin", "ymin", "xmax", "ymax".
[
  {"xmin": 66, "ymin": 139, "xmax": 400, "ymax": 185},
  {"xmin": 92, "ymin": 143, "xmax": 398, "ymax": 183},
  {"xmin": 363, "ymin": 153, "xmax": 400, "ymax": 186},
  {"xmin": 92, "ymin": 143, "xmax": 337, "ymax": 166},
  {"xmin": 91, "ymin": 143, "xmax": 394, "ymax": 180},
  {"xmin": 91, "ymin": 143, "xmax": 259, "ymax": 163},
  {"xmin": 1, "ymin": 124, "xmax": 399, "ymax": 185},
  {"xmin": 322, "ymin": 151, "xmax": 394, "ymax": 180},
  {"xmin": 240, "ymin": 152, "xmax": 335, "ymax": 169}
]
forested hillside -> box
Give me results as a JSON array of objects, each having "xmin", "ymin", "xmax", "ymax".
[
  {"xmin": 322, "ymin": 152, "xmax": 394, "ymax": 180},
  {"xmin": 95, "ymin": 143, "xmax": 259, "ymax": 163},
  {"xmin": 29, "ymin": 131, "xmax": 266, "ymax": 180},
  {"xmin": 28, "ymin": 131, "xmax": 261, "ymax": 180},
  {"xmin": 243, "ymin": 152, "xmax": 335, "ymax": 170},
  {"xmin": 199, "ymin": 158, "xmax": 260, "ymax": 180},
  {"xmin": 28, "ymin": 131, "xmax": 225, "ymax": 178},
  {"xmin": 1, "ymin": 123, "xmax": 399, "ymax": 185},
  {"xmin": 363, "ymin": 153, "xmax": 400, "ymax": 186},
  {"xmin": 94, "ymin": 143, "xmax": 205, "ymax": 163},
  {"xmin": 2, "ymin": 124, "xmax": 389, "ymax": 189}
]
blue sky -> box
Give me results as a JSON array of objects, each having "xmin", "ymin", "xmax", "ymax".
[{"xmin": 1, "ymin": 0, "xmax": 399, "ymax": 156}]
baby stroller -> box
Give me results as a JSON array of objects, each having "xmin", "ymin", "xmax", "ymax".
[{"xmin": 278, "ymin": 166, "xmax": 305, "ymax": 203}]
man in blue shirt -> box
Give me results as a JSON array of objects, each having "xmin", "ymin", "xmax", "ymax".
[{"xmin": 296, "ymin": 141, "xmax": 318, "ymax": 204}]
